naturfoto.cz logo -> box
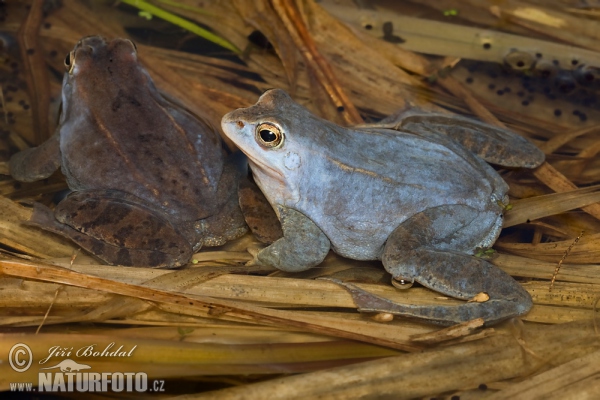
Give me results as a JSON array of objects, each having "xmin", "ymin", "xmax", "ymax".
[{"xmin": 8, "ymin": 342, "xmax": 164, "ymax": 393}]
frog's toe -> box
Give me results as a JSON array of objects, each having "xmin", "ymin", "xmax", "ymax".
[{"xmin": 244, "ymin": 246, "xmax": 263, "ymax": 266}]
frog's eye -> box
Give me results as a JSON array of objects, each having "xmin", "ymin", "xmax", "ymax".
[
  {"xmin": 256, "ymin": 123, "xmax": 284, "ymax": 148},
  {"xmin": 64, "ymin": 51, "xmax": 75, "ymax": 74}
]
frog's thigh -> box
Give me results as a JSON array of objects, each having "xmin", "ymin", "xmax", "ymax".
[
  {"xmin": 53, "ymin": 190, "xmax": 193, "ymax": 268},
  {"xmin": 382, "ymin": 204, "xmax": 532, "ymax": 324},
  {"xmin": 257, "ymin": 206, "xmax": 330, "ymax": 272}
]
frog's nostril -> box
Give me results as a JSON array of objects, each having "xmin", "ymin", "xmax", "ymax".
[{"xmin": 236, "ymin": 121, "xmax": 245, "ymax": 129}]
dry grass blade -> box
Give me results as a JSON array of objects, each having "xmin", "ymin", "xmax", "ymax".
[
  {"xmin": 504, "ymin": 185, "xmax": 600, "ymax": 228},
  {"xmin": 409, "ymin": 318, "xmax": 485, "ymax": 344},
  {"xmin": 271, "ymin": 0, "xmax": 362, "ymax": 124},
  {"xmin": 487, "ymin": 348, "xmax": 600, "ymax": 400},
  {"xmin": 17, "ymin": 0, "xmax": 51, "ymax": 144},
  {"xmin": 496, "ymin": 233, "xmax": 600, "ymax": 264},
  {"xmin": 0, "ymin": 330, "xmax": 400, "ymax": 391},
  {"xmin": 0, "ymin": 259, "xmax": 421, "ymax": 351},
  {"xmin": 181, "ymin": 320, "xmax": 600, "ymax": 400}
]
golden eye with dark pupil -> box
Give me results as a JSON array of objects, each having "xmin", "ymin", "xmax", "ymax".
[
  {"xmin": 64, "ymin": 52, "xmax": 71, "ymax": 68},
  {"xmin": 256, "ymin": 123, "xmax": 283, "ymax": 148},
  {"xmin": 260, "ymin": 129, "xmax": 277, "ymax": 142}
]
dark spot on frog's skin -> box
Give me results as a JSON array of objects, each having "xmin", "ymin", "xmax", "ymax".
[
  {"xmin": 90, "ymin": 241, "xmax": 105, "ymax": 255},
  {"xmin": 116, "ymin": 248, "xmax": 132, "ymax": 266},
  {"xmin": 522, "ymin": 100, "xmax": 530, "ymax": 106},
  {"xmin": 112, "ymin": 97, "xmax": 121, "ymax": 112},
  {"xmin": 536, "ymin": 53, "xmax": 542, "ymax": 58},
  {"xmin": 26, "ymin": 48, "xmax": 34, "ymax": 55},
  {"xmin": 93, "ymin": 205, "xmax": 133, "ymax": 227},
  {"xmin": 483, "ymin": 42, "xmax": 491, "ymax": 50},
  {"xmin": 154, "ymin": 157, "xmax": 163, "ymax": 165},
  {"xmin": 113, "ymin": 89, "xmax": 141, "ymax": 111},
  {"xmin": 554, "ymin": 109, "xmax": 562, "ymax": 117},
  {"xmin": 236, "ymin": 121, "xmax": 244, "ymax": 129},
  {"xmin": 337, "ymin": 106, "xmax": 345, "ymax": 112},
  {"xmin": 148, "ymin": 251, "xmax": 167, "ymax": 267},
  {"xmin": 148, "ymin": 238, "xmax": 166, "ymax": 250},
  {"xmin": 526, "ymin": 219, "xmax": 531, "ymax": 223},
  {"xmin": 364, "ymin": 24, "xmax": 373, "ymax": 30},
  {"xmin": 113, "ymin": 225, "xmax": 135, "ymax": 246},
  {"xmin": 465, "ymin": 77, "xmax": 473, "ymax": 84},
  {"xmin": 496, "ymin": 90, "xmax": 504, "ymax": 96},
  {"xmin": 451, "ymin": 395, "xmax": 460, "ymax": 400},
  {"xmin": 181, "ymin": 170, "xmax": 190, "ymax": 178},
  {"xmin": 478, "ymin": 384, "xmax": 488, "ymax": 391}
]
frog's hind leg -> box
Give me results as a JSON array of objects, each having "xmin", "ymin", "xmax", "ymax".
[
  {"xmin": 376, "ymin": 108, "xmax": 544, "ymax": 168},
  {"xmin": 29, "ymin": 191, "xmax": 193, "ymax": 268},
  {"xmin": 375, "ymin": 204, "xmax": 532, "ymax": 325}
]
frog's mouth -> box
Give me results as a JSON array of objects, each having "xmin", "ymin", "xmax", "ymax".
[{"xmin": 246, "ymin": 155, "xmax": 285, "ymax": 185}]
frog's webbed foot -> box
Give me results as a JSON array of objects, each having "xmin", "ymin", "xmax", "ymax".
[
  {"xmin": 378, "ymin": 205, "xmax": 532, "ymax": 325},
  {"xmin": 255, "ymin": 206, "xmax": 330, "ymax": 272},
  {"xmin": 29, "ymin": 191, "xmax": 194, "ymax": 268}
]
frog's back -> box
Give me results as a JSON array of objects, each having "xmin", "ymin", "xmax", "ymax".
[
  {"xmin": 60, "ymin": 74, "xmax": 224, "ymax": 221},
  {"xmin": 288, "ymin": 125, "xmax": 507, "ymax": 260}
]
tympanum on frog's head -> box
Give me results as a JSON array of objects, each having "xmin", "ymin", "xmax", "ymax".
[
  {"xmin": 9, "ymin": 36, "xmax": 247, "ymax": 268},
  {"xmin": 222, "ymin": 88, "xmax": 544, "ymax": 325}
]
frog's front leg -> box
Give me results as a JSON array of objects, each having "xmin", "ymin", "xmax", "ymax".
[
  {"xmin": 377, "ymin": 205, "xmax": 532, "ymax": 325},
  {"xmin": 255, "ymin": 206, "xmax": 330, "ymax": 272},
  {"xmin": 9, "ymin": 132, "xmax": 61, "ymax": 182},
  {"xmin": 29, "ymin": 190, "xmax": 194, "ymax": 268}
]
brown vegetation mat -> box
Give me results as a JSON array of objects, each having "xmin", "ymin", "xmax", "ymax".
[{"xmin": 1, "ymin": 0, "xmax": 600, "ymax": 398}]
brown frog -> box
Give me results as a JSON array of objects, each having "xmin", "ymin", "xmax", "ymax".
[{"xmin": 9, "ymin": 36, "xmax": 247, "ymax": 267}]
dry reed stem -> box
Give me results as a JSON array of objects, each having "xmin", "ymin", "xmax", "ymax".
[
  {"xmin": 0, "ymin": 259, "xmax": 422, "ymax": 351},
  {"xmin": 17, "ymin": 0, "xmax": 51, "ymax": 144},
  {"xmin": 182, "ymin": 320, "xmax": 600, "ymax": 399},
  {"xmin": 271, "ymin": 0, "xmax": 362, "ymax": 125}
]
